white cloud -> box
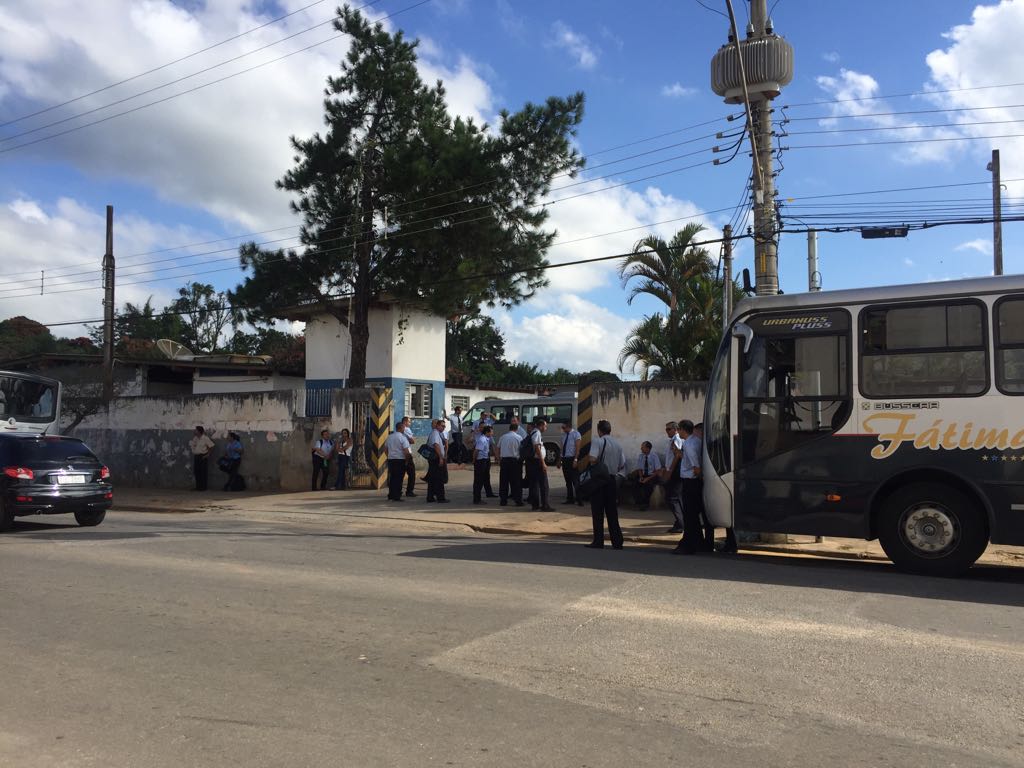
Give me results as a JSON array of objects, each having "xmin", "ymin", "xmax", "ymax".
[
  {"xmin": 924, "ymin": 0, "xmax": 1024, "ymax": 196},
  {"xmin": 0, "ymin": 1, "xmax": 499, "ymax": 230},
  {"xmin": 955, "ymin": 238, "xmax": 993, "ymax": 255},
  {"xmin": 661, "ymin": 82, "xmax": 696, "ymax": 98},
  {"xmin": 903, "ymin": 257, "xmax": 915, "ymax": 267},
  {"xmin": 0, "ymin": 194, "xmax": 225, "ymax": 335},
  {"xmin": 489, "ymin": 293, "xmax": 630, "ymax": 373},
  {"xmin": 822, "ymin": 51, "xmax": 840, "ymax": 63},
  {"xmin": 550, "ymin": 21, "xmax": 598, "ymax": 70}
]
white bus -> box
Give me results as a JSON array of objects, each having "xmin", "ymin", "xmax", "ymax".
[
  {"xmin": 0, "ymin": 371, "xmax": 62, "ymax": 434},
  {"xmin": 702, "ymin": 274, "xmax": 1024, "ymax": 576}
]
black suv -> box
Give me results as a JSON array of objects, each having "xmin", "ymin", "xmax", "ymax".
[{"xmin": 0, "ymin": 433, "xmax": 112, "ymax": 530}]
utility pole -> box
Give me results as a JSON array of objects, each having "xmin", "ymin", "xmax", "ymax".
[
  {"xmin": 102, "ymin": 205, "xmax": 115, "ymax": 404},
  {"xmin": 989, "ymin": 149, "xmax": 1003, "ymax": 276},
  {"xmin": 722, "ymin": 224, "xmax": 734, "ymax": 330},
  {"xmin": 807, "ymin": 230, "xmax": 821, "ymax": 292},
  {"xmin": 713, "ymin": 0, "xmax": 793, "ymax": 296}
]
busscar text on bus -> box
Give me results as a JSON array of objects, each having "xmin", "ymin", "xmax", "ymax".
[{"xmin": 702, "ymin": 273, "xmax": 1024, "ymax": 576}]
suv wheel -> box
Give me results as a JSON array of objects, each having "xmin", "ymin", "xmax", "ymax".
[{"xmin": 74, "ymin": 509, "xmax": 106, "ymax": 527}]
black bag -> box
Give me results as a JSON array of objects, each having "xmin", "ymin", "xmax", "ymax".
[
  {"xmin": 519, "ymin": 432, "xmax": 535, "ymax": 461},
  {"xmin": 578, "ymin": 438, "xmax": 610, "ymax": 500},
  {"xmin": 217, "ymin": 456, "xmax": 232, "ymax": 473},
  {"xmin": 418, "ymin": 444, "xmax": 436, "ymax": 462}
]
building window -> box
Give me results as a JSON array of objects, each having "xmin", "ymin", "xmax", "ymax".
[
  {"xmin": 450, "ymin": 395, "xmax": 470, "ymax": 411},
  {"xmin": 861, "ymin": 301, "xmax": 987, "ymax": 397},
  {"xmin": 406, "ymin": 383, "xmax": 433, "ymax": 418}
]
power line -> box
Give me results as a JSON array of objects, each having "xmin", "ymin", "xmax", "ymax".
[
  {"xmin": 0, "ymin": 0, "xmax": 334, "ymax": 130},
  {"xmin": 31, "ymin": 230, "xmax": 755, "ymax": 329},
  {"xmin": 0, "ymin": 0, "xmax": 433, "ymax": 155},
  {"xmin": 786, "ymin": 131, "xmax": 1024, "ymax": 149},
  {"xmin": 785, "ymin": 117, "xmax": 1024, "ymax": 136},
  {"xmin": 782, "ymin": 79, "xmax": 1024, "ymax": 109},
  {"xmin": 0, "ymin": 114, "xmax": 738, "ymax": 282},
  {"xmin": 786, "ymin": 102, "xmax": 1024, "ymax": 123}
]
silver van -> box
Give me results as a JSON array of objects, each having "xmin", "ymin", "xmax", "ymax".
[{"xmin": 463, "ymin": 393, "xmax": 578, "ymax": 466}]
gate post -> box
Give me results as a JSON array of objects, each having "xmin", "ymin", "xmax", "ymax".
[
  {"xmin": 576, "ymin": 382, "xmax": 594, "ymax": 467},
  {"xmin": 368, "ymin": 386, "xmax": 393, "ymax": 490}
]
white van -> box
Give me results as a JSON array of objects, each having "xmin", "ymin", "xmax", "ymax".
[{"xmin": 463, "ymin": 393, "xmax": 578, "ymax": 466}]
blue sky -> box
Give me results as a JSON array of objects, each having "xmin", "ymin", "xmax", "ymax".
[{"xmin": 0, "ymin": 0, "xmax": 1021, "ymax": 372}]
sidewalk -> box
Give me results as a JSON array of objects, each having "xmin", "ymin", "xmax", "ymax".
[{"xmin": 113, "ymin": 467, "xmax": 1024, "ymax": 567}]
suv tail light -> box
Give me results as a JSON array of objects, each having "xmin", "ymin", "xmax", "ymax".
[
  {"xmin": 3, "ymin": 466, "xmax": 34, "ymax": 480},
  {"xmin": 100, "ymin": 466, "xmax": 110, "ymax": 480}
]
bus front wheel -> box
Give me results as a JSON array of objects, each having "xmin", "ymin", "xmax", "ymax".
[{"xmin": 877, "ymin": 482, "xmax": 988, "ymax": 577}]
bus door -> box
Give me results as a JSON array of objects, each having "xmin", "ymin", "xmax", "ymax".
[
  {"xmin": 733, "ymin": 310, "xmax": 854, "ymax": 535},
  {"xmin": 702, "ymin": 333, "xmax": 738, "ymax": 528}
]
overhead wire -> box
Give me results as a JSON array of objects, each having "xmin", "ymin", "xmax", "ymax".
[
  {"xmin": 0, "ymin": 0, "xmax": 334, "ymax": 130},
  {"xmin": 0, "ymin": 0, "xmax": 433, "ymax": 155}
]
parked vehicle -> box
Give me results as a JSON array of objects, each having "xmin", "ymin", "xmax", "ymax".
[
  {"xmin": 463, "ymin": 393, "xmax": 578, "ymax": 465},
  {"xmin": 0, "ymin": 433, "xmax": 112, "ymax": 530}
]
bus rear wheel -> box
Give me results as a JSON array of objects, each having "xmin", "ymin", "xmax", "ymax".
[{"xmin": 877, "ymin": 482, "xmax": 988, "ymax": 577}]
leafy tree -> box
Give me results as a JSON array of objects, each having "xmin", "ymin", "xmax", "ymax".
[
  {"xmin": 617, "ymin": 225, "xmax": 740, "ymax": 381},
  {"xmin": 0, "ymin": 316, "xmax": 56, "ymax": 360},
  {"xmin": 170, "ymin": 282, "xmax": 239, "ymax": 353},
  {"xmin": 446, "ymin": 314, "xmax": 506, "ymax": 380},
  {"xmin": 87, "ymin": 297, "xmax": 183, "ymax": 354},
  {"xmin": 579, "ymin": 369, "xmax": 621, "ymax": 383},
  {"xmin": 231, "ymin": 6, "xmax": 585, "ymax": 386},
  {"xmin": 617, "ymin": 223, "xmax": 714, "ymax": 311}
]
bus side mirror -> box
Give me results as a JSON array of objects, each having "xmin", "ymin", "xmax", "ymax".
[{"xmin": 732, "ymin": 322, "xmax": 754, "ymax": 354}]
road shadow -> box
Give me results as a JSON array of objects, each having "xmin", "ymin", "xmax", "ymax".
[
  {"xmin": 3, "ymin": 519, "xmax": 162, "ymax": 541},
  {"xmin": 401, "ymin": 537, "xmax": 1024, "ymax": 608}
]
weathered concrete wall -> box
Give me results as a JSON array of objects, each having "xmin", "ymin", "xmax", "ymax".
[
  {"xmin": 71, "ymin": 388, "xmax": 371, "ymax": 491},
  {"xmin": 590, "ymin": 381, "xmax": 706, "ymax": 471}
]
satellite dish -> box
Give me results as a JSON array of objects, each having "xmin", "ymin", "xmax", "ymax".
[{"xmin": 156, "ymin": 339, "xmax": 195, "ymax": 361}]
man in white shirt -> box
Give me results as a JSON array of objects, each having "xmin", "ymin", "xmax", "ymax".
[
  {"xmin": 448, "ymin": 406, "xmax": 465, "ymax": 464},
  {"xmin": 559, "ymin": 423, "xmax": 583, "ymax": 506},
  {"xmin": 384, "ymin": 421, "xmax": 412, "ymax": 502},
  {"xmin": 188, "ymin": 425, "xmax": 215, "ymax": 491},
  {"xmin": 401, "ymin": 416, "xmax": 418, "ymax": 497},
  {"xmin": 627, "ymin": 441, "xmax": 662, "ymax": 510},
  {"xmin": 425, "ymin": 419, "xmax": 449, "ymax": 504},
  {"xmin": 673, "ymin": 420, "xmax": 708, "ymax": 554},
  {"xmin": 584, "ymin": 419, "xmax": 627, "ymax": 550},
  {"xmin": 527, "ymin": 417, "xmax": 555, "ymax": 512},
  {"xmin": 472, "ymin": 425, "xmax": 497, "ymax": 504},
  {"xmin": 497, "ymin": 428, "xmax": 524, "ymax": 506},
  {"xmin": 661, "ymin": 421, "xmax": 685, "ymax": 534}
]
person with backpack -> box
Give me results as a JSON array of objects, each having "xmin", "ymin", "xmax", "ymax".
[
  {"xmin": 425, "ymin": 419, "xmax": 450, "ymax": 503},
  {"xmin": 583, "ymin": 420, "xmax": 627, "ymax": 549}
]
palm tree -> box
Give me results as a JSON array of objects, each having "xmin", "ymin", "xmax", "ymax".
[
  {"xmin": 617, "ymin": 223, "xmax": 739, "ymax": 380},
  {"xmin": 617, "ymin": 222, "xmax": 714, "ymax": 311}
]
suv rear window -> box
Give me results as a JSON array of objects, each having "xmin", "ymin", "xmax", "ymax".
[{"xmin": 3, "ymin": 438, "xmax": 98, "ymax": 463}]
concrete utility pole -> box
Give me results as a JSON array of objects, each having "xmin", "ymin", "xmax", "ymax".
[
  {"xmin": 807, "ymin": 230, "xmax": 821, "ymax": 291},
  {"xmin": 989, "ymin": 149, "xmax": 1003, "ymax": 276},
  {"xmin": 712, "ymin": 0, "xmax": 793, "ymax": 296},
  {"xmin": 102, "ymin": 205, "xmax": 115, "ymax": 403},
  {"xmin": 722, "ymin": 224, "xmax": 734, "ymax": 330}
]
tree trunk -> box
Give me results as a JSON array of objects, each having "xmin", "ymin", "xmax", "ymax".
[{"xmin": 346, "ymin": 146, "xmax": 376, "ymax": 389}]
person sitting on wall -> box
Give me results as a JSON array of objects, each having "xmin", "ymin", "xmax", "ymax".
[{"xmin": 626, "ymin": 441, "xmax": 662, "ymax": 511}]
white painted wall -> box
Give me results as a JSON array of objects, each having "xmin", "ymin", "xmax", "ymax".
[
  {"xmin": 303, "ymin": 304, "xmax": 444, "ymax": 383},
  {"xmin": 192, "ymin": 374, "xmax": 305, "ymax": 395}
]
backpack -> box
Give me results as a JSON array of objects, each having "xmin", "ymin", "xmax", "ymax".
[{"xmin": 519, "ymin": 432, "xmax": 535, "ymax": 461}]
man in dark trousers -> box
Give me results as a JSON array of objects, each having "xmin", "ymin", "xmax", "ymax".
[
  {"xmin": 583, "ymin": 420, "xmax": 627, "ymax": 549},
  {"xmin": 559, "ymin": 422, "xmax": 582, "ymax": 505},
  {"xmin": 384, "ymin": 420, "xmax": 412, "ymax": 502},
  {"xmin": 188, "ymin": 426, "xmax": 215, "ymax": 491},
  {"xmin": 673, "ymin": 420, "xmax": 708, "ymax": 555},
  {"xmin": 497, "ymin": 426, "xmax": 524, "ymax": 506},
  {"xmin": 527, "ymin": 417, "xmax": 555, "ymax": 512},
  {"xmin": 472, "ymin": 425, "xmax": 496, "ymax": 504}
]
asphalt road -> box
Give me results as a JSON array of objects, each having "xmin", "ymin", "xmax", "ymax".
[{"xmin": 2, "ymin": 510, "xmax": 1023, "ymax": 768}]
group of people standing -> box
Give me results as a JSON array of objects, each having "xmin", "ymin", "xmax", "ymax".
[
  {"xmin": 310, "ymin": 428, "xmax": 354, "ymax": 490},
  {"xmin": 626, "ymin": 419, "xmax": 736, "ymax": 555},
  {"xmin": 188, "ymin": 425, "xmax": 245, "ymax": 492}
]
